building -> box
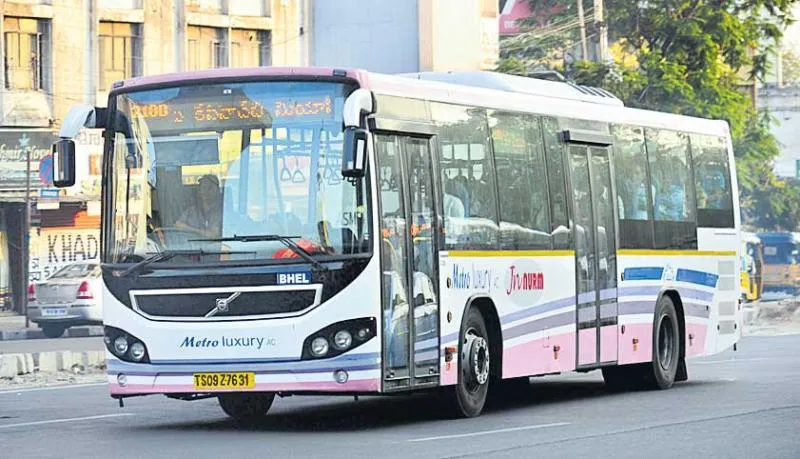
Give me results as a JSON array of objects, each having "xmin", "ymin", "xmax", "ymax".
[
  {"xmin": 308, "ymin": 0, "xmax": 499, "ymax": 73},
  {"xmin": 0, "ymin": 0, "xmax": 303, "ymax": 314}
]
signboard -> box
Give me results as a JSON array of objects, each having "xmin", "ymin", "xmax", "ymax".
[
  {"xmin": 0, "ymin": 130, "xmax": 60, "ymax": 191},
  {"xmin": 28, "ymin": 228, "xmax": 101, "ymax": 282}
]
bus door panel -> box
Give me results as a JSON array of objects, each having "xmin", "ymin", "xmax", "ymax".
[
  {"xmin": 589, "ymin": 147, "xmax": 618, "ymax": 364},
  {"xmin": 376, "ymin": 133, "xmax": 440, "ymax": 390},
  {"xmin": 568, "ymin": 145, "xmax": 619, "ymax": 368},
  {"xmin": 376, "ymin": 134, "xmax": 413, "ymax": 389}
]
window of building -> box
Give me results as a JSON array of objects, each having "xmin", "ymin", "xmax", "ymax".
[
  {"xmin": 187, "ymin": 0, "xmax": 224, "ymax": 13},
  {"xmin": 229, "ymin": 0, "xmax": 270, "ymax": 16},
  {"xmin": 432, "ymin": 103, "xmax": 498, "ymax": 249},
  {"xmin": 540, "ymin": 117, "xmax": 570, "ymax": 249},
  {"xmin": 612, "ymin": 124, "xmax": 653, "ymax": 249},
  {"xmin": 187, "ymin": 25, "xmax": 226, "ymax": 70},
  {"xmin": 230, "ymin": 29, "xmax": 271, "ymax": 68},
  {"xmin": 645, "ymin": 128, "xmax": 697, "ymax": 249},
  {"xmin": 692, "ymin": 134, "xmax": 735, "ymax": 228},
  {"xmin": 4, "ymin": 17, "xmax": 47, "ymax": 91},
  {"xmin": 490, "ymin": 111, "xmax": 551, "ymax": 249},
  {"xmin": 99, "ymin": 22, "xmax": 141, "ymax": 91}
]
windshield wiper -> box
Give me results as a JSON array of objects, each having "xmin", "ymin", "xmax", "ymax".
[
  {"xmin": 190, "ymin": 234, "xmax": 329, "ymax": 272},
  {"xmin": 117, "ymin": 249, "xmax": 232, "ymax": 277}
]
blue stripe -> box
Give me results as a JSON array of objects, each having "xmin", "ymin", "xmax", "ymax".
[
  {"xmin": 126, "ymin": 352, "xmax": 380, "ymax": 373},
  {"xmin": 499, "ymin": 296, "xmax": 575, "ymax": 326},
  {"xmin": 623, "ymin": 267, "xmax": 664, "ymax": 281},
  {"xmin": 619, "ymin": 286, "xmax": 662, "ymax": 297},
  {"xmin": 618, "ymin": 301, "xmax": 656, "ymax": 315},
  {"xmin": 414, "ymin": 338, "xmax": 439, "ymax": 351},
  {"xmin": 414, "ymin": 350, "xmax": 439, "ymax": 362},
  {"xmin": 677, "ymin": 287, "xmax": 715, "ymax": 303},
  {"xmin": 503, "ymin": 311, "xmax": 575, "ymax": 341},
  {"xmin": 676, "ymin": 268, "xmax": 719, "ymax": 288}
]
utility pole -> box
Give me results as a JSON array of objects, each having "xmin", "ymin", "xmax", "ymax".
[
  {"xmin": 576, "ymin": 0, "xmax": 589, "ymax": 61},
  {"xmin": 23, "ymin": 145, "xmax": 31, "ymax": 328},
  {"xmin": 594, "ymin": 0, "xmax": 608, "ymax": 62}
]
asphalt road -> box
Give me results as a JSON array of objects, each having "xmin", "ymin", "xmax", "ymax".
[
  {"xmin": 0, "ymin": 337, "xmax": 104, "ymax": 354},
  {"xmin": 1, "ymin": 334, "xmax": 798, "ymax": 459}
]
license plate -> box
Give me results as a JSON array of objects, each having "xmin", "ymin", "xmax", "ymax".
[
  {"xmin": 192, "ymin": 372, "xmax": 255, "ymax": 390},
  {"xmin": 42, "ymin": 308, "xmax": 67, "ymax": 317}
]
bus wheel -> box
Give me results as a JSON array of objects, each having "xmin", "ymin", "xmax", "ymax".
[
  {"xmin": 649, "ymin": 295, "xmax": 680, "ymax": 389},
  {"xmin": 218, "ymin": 392, "xmax": 275, "ymax": 421},
  {"xmin": 450, "ymin": 307, "xmax": 491, "ymax": 418}
]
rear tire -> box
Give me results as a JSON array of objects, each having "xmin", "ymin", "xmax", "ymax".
[
  {"xmin": 218, "ymin": 392, "xmax": 275, "ymax": 421},
  {"xmin": 649, "ymin": 295, "xmax": 680, "ymax": 389},
  {"xmin": 445, "ymin": 307, "xmax": 491, "ymax": 418},
  {"xmin": 42, "ymin": 325, "xmax": 66, "ymax": 339}
]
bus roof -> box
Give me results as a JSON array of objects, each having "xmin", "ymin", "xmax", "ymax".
[{"xmin": 108, "ymin": 66, "xmax": 730, "ymax": 138}]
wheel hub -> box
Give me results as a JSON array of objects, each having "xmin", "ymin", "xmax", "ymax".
[{"xmin": 461, "ymin": 331, "xmax": 490, "ymax": 391}]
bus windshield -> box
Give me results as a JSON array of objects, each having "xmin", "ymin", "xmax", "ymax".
[{"xmin": 107, "ymin": 81, "xmax": 370, "ymax": 265}]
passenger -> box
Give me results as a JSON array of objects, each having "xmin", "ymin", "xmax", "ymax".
[{"xmin": 176, "ymin": 174, "xmax": 222, "ymax": 237}]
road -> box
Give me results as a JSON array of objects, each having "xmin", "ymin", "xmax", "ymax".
[
  {"xmin": 1, "ymin": 334, "xmax": 798, "ymax": 459},
  {"xmin": 0, "ymin": 337, "xmax": 104, "ymax": 354}
]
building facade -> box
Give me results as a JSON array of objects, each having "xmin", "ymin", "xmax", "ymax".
[{"xmin": 0, "ymin": 0, "xmax": 304, "ymax": 314}]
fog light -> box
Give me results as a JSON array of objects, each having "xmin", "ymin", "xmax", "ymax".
[
  {"xmin": 333, "ymin": 330, "xmax": 352, "ymax": 350},
  {"xmin": 104, "ymin": 335, "xmax": 112, "ymax": 346},
  {"xmin": 311, "ymin": 337, "xmax": 329, "ymax": 357},
  {"xmin": 114, "ymin": 336, "xmax": 129, "ymax": 356},
  {"xmin": 333, "ymin": 369, "xmax": 349, "ymax": 384},
  {"xmin": 129, "ymin": 342, "xmax": 146, "ymax": 361},
  {"xmin": 356, "ymin": 328, "xmax": 369, "ymax": 340},
  {"xmin": 117, "ymin": 373, "xmax": 127, "ymax": 387}
]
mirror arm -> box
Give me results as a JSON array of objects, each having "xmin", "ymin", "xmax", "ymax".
[
  {"xmin": 343, "ymin": 89, "xmax": 374, "ymax": 129},
  {"xmin": 59, "ymin": 104, "xmax": 106, "ymax": 139}
]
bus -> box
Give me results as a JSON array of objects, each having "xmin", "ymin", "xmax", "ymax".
[
  {"xmin": 740, "ymin": 232, "xmax": 763, "ymax": 302},
  {"xmin": 50, "ymin": 67, "xmax": 742, "ymax": 419},
  {"xmin": 757, "ymin": 232, "xmax": 800, "ymax": 296}
]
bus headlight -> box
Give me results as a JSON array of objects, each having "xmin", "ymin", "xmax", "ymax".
[
  {"xmin": 104, "ymin": 326, "xmax": 150, "ymax": 363},
  {"xmin": 311, "ymin": 337, "xmax": 330, "ymax": 357},
  {"xmin": 129, "ymin": 342, "xmax": 147, "ymax": 361},
  {"xmin": 302, "ymin": 317, "xmax": 376, "ymax": 360},
  {"xmin": 333, "ymin": 330, "xmax": 352, "ymax": 350},
  {"xmin": 114, "ymin": 336, "xmax": 129, "ymax": 356}
]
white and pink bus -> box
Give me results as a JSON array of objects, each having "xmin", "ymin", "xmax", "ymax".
[{"xmin": 51, "ymin": 67, "xmax": 741, "ymax": 418}]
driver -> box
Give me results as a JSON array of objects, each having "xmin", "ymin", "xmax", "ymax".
[{"xmin": 176, "ymin": 174, "xmax": 222, "ymax": 237}]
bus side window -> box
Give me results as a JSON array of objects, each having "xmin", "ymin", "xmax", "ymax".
[
  {"xmin": 541, "ymin": 117, "xmax": 570, "ymax": 249},
  {"xmin": 691, "ymin": 134, "xmax": 735, "ymax": 228},
  {"xmin": 611, "ymin": 124, "xmax": 654, "ymax": 249}
]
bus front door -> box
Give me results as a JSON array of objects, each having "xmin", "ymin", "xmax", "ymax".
[
  {"xmin": 567, "ymin": 145, "xmax": 619, "ymax": 368},
  {"xmin": 375, "ymin": 133, "xmax": 440, "ymax": 391}
]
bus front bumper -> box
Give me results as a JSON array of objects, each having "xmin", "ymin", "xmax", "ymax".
[{"xmin": 106, "ymin": 354, "xmax": 382, "ymax": 396}]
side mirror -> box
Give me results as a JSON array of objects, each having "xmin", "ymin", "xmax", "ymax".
[
  {"xmin": 342, "ymin": 126, "xmax": 368, "ymax": 178},
  {"xmin": 52, "ymin": 138, "xmax": 76, "ymax": 188}
]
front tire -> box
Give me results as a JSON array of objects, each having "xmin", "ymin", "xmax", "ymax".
[
  {"xmin": 446, "ymin": 307, "xmax": 491, "ymax": 418},
  {"xmin": 218, "ymin": 392, "xmax": 275, "ymax": 421}
]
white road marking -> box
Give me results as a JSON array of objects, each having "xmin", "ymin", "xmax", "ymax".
[
  {"xmin": 0, "ymin": 413, "xmax": 134, "ymax": 430},
  {"xmin": 0, "ymin": 383, "xmax": 106, "ymax": 395},
  {"xmin": 408, "ymin": 422, "xmax": 570, "ymax": 443},
  {"xmin": 693, "ymin": 357, "xmax": 775, "ymax": 365}
]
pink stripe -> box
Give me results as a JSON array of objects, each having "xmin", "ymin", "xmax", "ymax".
[
  {"xmin": 578, "ymin": 329, "xmax": 596, "ymax": 365},
  {"xmin": 618, "ymin": 323, "xmax": 653, "ymax": 365},
  {"xmin": 440, "ymin": 358, "xmax": 458, "ymax": 386},
  {"xmin": 600, "ymin": 326, "xmax": 618, "ymax": 362},
  {"xmin": 502, "ymin": 332, "xmax": 576, "ymax": 378},
  {"xmin": 685, "ymin": 323, "xmax": 708, "ymax": 357},
  {"xmin": 109, "ymin": 378, "xmax": 380, "ymax": 395}
]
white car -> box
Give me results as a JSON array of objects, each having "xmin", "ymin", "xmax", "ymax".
[{"xmin": 27, "ymin": 262, "xmax": 103, "ymax": 338}]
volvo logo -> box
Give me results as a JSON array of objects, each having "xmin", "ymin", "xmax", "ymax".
[{"xmin": 205, "ymin": 292, "xmax": 241, "ymax": 318}]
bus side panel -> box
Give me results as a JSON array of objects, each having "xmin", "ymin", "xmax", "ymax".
[
  {"xmin": 437, "ymin": 252, "xmax": 576, "ymax": 386},
  {"xmin": 698, "ymin": 228, "xmax": 742, "ymax": 355}
]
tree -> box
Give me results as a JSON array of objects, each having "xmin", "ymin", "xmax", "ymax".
[{"xmin": 497, "ymin": 0, "xmax": 800, "ymax": 231}]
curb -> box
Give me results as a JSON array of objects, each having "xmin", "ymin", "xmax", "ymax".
[
  {"xmin": 0, "ymin": 350, "xmax": 106, "ymax": 378},
  {"xmin": 0, "ymin": 326, "xmax": 104, "ymax": 341}
]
